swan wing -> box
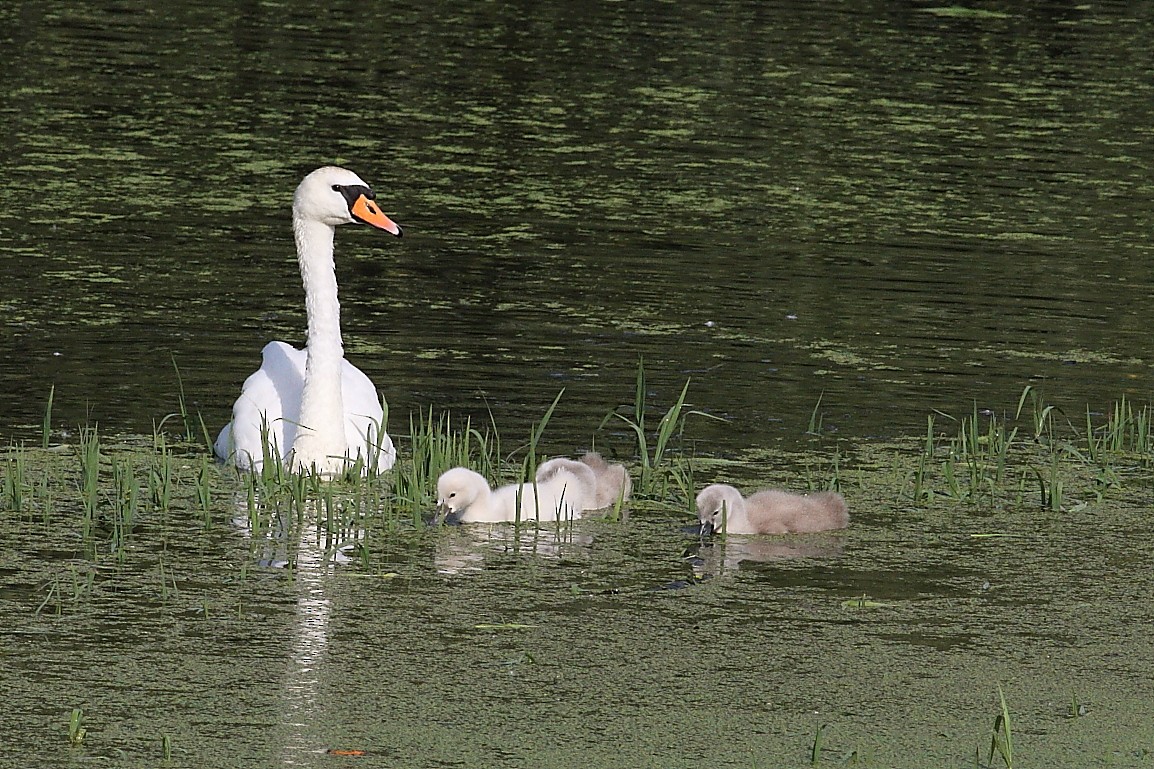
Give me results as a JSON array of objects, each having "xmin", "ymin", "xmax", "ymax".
[
  {"xmin": 338, "ymin": 358, "xmax": 395, "ymax": 471},
  {"xmin": 218, "ymin": 342, "xmax": 394, "ymax": 473},
  {"xmin": 215, "ymin": 341, "xmax": 306, "ymax": 470}
]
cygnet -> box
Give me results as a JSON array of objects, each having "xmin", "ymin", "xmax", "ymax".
[
  {"xmin": 536, "ymin": 452, "xmax": 632, "ymax": 510},
  {"xmin": 436, "ymin": 466, "xmax": 587, "ymax": 523},
  {"xmin": 696, "ymin": 483, "xmax": 849, "ymax": 535}
]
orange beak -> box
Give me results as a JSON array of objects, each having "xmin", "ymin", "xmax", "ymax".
[{"xmin": 351, "ymin": 194, "xmax": 402, "ymax": 236}]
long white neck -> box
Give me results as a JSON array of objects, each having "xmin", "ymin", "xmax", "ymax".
[{"xmin": 291, "ymin": 216, "xmax": 347, "ymax": 472}]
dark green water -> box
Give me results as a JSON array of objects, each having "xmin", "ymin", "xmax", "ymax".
[
  {"xmin": 5, "ymin": 447, "xmax": 1154, "ymax": 768},
  {"xmin": 3, "ymin": 1, "xmax": 1154, "ymax": 450},
  {"xmin": 3, "ymin": 1, "xmax": 1154, "ymax": 766}
]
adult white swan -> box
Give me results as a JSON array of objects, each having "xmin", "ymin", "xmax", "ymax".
[{"xmin": 214, "ymin": 166, "xmax": 402, "ymax": 476}]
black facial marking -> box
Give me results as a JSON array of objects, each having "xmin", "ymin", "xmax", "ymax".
[{"xmin": 334, "ymin": 184, "xmax": 374, "ymax": 211}]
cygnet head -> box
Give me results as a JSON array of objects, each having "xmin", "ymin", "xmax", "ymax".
[
  {"xmin": 696, "ymin": 484, "xmax": 746, "ymax": 536},
  {"xmin": 436, "ymin": 467, "xmax": 487, "ymax": 522},
  {"xmin": 293, "ymin": 166, "xmax": 403, "ymax": 236}
]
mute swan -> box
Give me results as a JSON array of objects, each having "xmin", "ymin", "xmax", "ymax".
[
  {"xmin": 696, "ymin": 483, "xmax": 849, "ymax": 535},
  {"xmin": 436, "ymin": 467, "xmax": 588, "ymax": 523},
  {"xmin": 536, "ymin": 452, "xmax": 632, "ymax": 510},
  {"xmin": 214, "ymin": 166, "xmax": 402, "ymax": 476}
]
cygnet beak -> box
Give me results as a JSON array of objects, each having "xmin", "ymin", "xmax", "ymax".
[
  {"xmin": 699, "ymin": 519, "xmax": 716, "ymax": 538},
  {"xmin": 434, "ymin": 502, "xmax": 463, "ymax": 526}
]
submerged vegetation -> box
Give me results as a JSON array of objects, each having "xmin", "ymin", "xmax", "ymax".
[{"xmin": 4, "ymin": 372, "xmax": 1154, "ymax": 765}]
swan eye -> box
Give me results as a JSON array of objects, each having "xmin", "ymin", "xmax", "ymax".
[{"xmin": 331, "ymin": 184, "xmax": 342, "ymax": 192}]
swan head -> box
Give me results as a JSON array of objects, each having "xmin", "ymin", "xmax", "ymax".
[
  {"xmin": 436, "ymin": 467, "xmax": 486, "ymax": 523},
  {"xmin": 293, "ymin": 166, "xmax": 403, "ymax": 236},
  {"xmin": 696, "ymin": 484, "xmax": 745, "ymax": 536}
]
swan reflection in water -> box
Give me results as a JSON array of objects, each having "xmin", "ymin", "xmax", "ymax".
[{"xmin": 228, "ymin": 491, "xmax": 361, "ymax": 764}]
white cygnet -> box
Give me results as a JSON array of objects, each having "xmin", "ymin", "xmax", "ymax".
[
  {"xmin": 436, "ymin": 466, "xmax": 587, "ymax": 523},
  {"xmin": 696, "ymin": 483, "xmax": 849, "ymax": 535}
]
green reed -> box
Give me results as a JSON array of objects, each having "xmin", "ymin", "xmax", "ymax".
[
  {"xmin": 910, "ymin": 414, "xmax": 934, "ymax": 504},
  {"xmin": 149, "ymin": 431, "xmax": 174, "ymax": 514},
  {"xmin": 68, "ymin": 707, "xmax": 87, "ymax": 747},
  {"xmin": 985, "ymin": 685, "xmax": 1015, "ymax": 769},
  {"xmin": 395, "ymin": 409, "xmax": 495, "ymax": 519},
  {"xmin": 1068, "ymin": 692, "xmax": 1089, "ymax": 719},
  {"xmin": 664, "ymin": 455, "xmax": 697, "ymax": 509},
  {"xmin": 35, "ymin": 576, "xmax": 60, "ymax": 617},
  {"xmin": 604, "ymin": 359, "xmax": 718, "ymax": 496},
  {"xmin": 939, "ymin": 404, "xmax": 1019, "ymax": 502},
  {"xmin": 806, "ymin": 391, "xmax": 825, "ymax": 436},
  {"xmin": 804, "ymin": 443, "xmax": 843, "ymax": 493},
  {"xmin": 37, "ymin": 465, "xmax": 54, "ymax": 525},
  {"xmin": 256, "ymin": 415, "xmax": 284, "ymax": 488},
  {"xmin": 526, "ymin": 389, "xmax": 564, "ymax": 476},
  {"xmin": 1102, "ymin": 394, "xmax": 1141, "ymax": 454},
  {"xmin": 1044, "ymin": 452, "xmax": 1064, "ymax": 512},
  {"xmin": 42, "ymin": 385, "xmax": 54, "ymax": 449},
  {"xmin": 809, "ymin": 722, "xmax": 828, "ymax": 765},
  {"xmin": 1083, "ymin": 395, "xmax": 1154, "ymax": 474},
  {"xmin": 342, "ymin": 400, "xmax": 394, "ymax": 485},
  {"xmin": 158, "ymin": 556, "xmax": 180, "ymax": 603},
  {"xmin": 111, "ymin": 457, "xmax": 138, "ymax": 556},
  {"xmin": 68, "ymin": 567, "xmax": 94, "ymax": 605},
  {"xmin": 1015, "ymin": 385, "xmax": 1059, "ymax": 444},
  {"xmin": 196, "ymin": 455, "xmax": 213, "ymax": 527},
  {"xmin": 18, "ymin": 374, "xmax": 1154, "ymax": 578},
  {"xmin": 350, "ymin": 463, "xmax": 386, "ymax": 533},
  {"xmin": 1084, "ymin": 405, "xmax": 1105, "ymax": 466},
  {"xmin": 4, "ymin": 444, "xmax": 26, "ymax": 514},
  {"xmin": 320, "ymin": 478, "xmax": 337, "ymax": 536},
  {"xmin": 171, "ymin": 356, "xmax": 211, "ymax": 447},
  {"xmin": 78, "ymin": 426, "xmax": 102, "ymax": 538}
]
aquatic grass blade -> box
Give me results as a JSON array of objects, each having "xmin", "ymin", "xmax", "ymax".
[
  {"xmin": 810, "ymin": 722, "xmax": 828, "ymax": 765},
  {"xmin": 986, "ymin": 684, "xmax": 1014, "ymax": 769},
  {"xmin": 41, "ymin": 385, "xmax": 54, "ymax": 449},
  {"xmin": 807, "ymin": 391, "xmax": 824, "ymax": 435},
  {"xmin": 68, "ymin": 707, "xmax": 86, "ymax": 747}
]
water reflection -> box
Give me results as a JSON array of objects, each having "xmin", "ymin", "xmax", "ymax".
[
  {"xmin": 278, "ymin": 521, "xmax": 332, "ymax": 766},
  {"xmin": 434, "ymin": 521, "xmax": 594, "ymax": 576},
  {"xmin": 689, "ymin": 533, "xmax": 847, "ymax": 576},
  {"xmin": 227, "ymin": 494, "xmax": 353, "ymax": 764}
]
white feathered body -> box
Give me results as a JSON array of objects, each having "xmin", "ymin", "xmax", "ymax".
[
  {"xmin": 437, "ymin": 467, "xmax": 587, "ymax": 523},
  {"xmin": 214, "ymin": 341, "xmax": 392, "ymax": 473}
]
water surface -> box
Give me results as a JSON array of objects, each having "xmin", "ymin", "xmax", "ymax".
[{"xmin": 2, "ymin": 1, "xmax": 1153, "ymax": 450}]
